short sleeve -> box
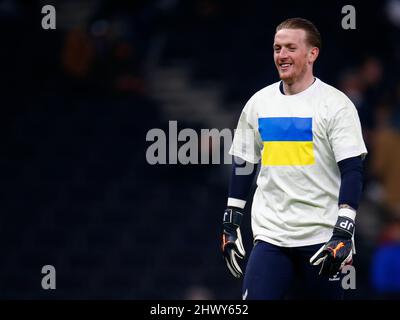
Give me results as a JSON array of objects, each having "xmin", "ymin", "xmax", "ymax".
[
  {"xmin": 328, "ymin": 98, "xmax": 368, "ymax": 162},
  {"xmin": 229, "ymin": 98, "xmax": 263, "ymax": 164}
]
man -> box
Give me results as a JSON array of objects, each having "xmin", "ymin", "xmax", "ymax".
[{"xmin": 221, "ymin": 18, "xmax": 367, "ymax": 299}]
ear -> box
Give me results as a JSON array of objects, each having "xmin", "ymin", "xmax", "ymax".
[{"xmin": 308, "ymin": 47, "xmax": 319, "ymax": 64}]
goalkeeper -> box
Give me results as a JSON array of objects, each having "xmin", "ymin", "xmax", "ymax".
[{"xmin": 222, "ymin": 18, "xmax": 367, "ymax": 300}]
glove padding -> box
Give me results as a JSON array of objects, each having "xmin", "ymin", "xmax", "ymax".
[
  {"xmin": 310, "ymin": 215, "xmax": 355, "ymax": 277},
  {"xmin": 222, "ymin": 208, "xmax": 246, "ymax": 278},
  {"xmin": 310, "ymin": 238, "xmax": 353, "ymax": 276}
]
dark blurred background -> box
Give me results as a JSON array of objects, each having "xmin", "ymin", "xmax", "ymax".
[{"xmin": 1, "ymin": 0, "xmax": 400, "ymax": 299}]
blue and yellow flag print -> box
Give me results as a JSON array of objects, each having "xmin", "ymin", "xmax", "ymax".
[{"xmin": 258, "ymin": 117, "xmax": 315, "ymax": 166}]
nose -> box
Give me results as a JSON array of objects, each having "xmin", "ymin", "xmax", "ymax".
[{"xmin": 278, "ymin": 47, "xmax": 289, "ymax": 59}]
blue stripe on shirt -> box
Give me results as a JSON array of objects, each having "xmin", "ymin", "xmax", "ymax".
[{"xmin": 258, "ymin": 117, "xmax": 313, "ymax": 142}]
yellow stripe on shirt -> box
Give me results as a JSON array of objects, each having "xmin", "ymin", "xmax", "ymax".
[{"xmin": 261, "ymin": 141, "xmax": 315, "ymax": 166}]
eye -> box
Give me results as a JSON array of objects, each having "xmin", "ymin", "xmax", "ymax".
[{"xmin": 289, "ymin": 47, "xmax": 296, "ymax": 52}]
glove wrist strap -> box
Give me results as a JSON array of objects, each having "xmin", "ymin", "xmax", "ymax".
[
  {"xmin": 333, "ymin": 215, "xmax": 354, "ymax": 239},
  {"xmin": 223, "ymin": 208, "xmax": 243, "ymax": 227}
]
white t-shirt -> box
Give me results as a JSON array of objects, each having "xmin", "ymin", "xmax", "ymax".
[{"xmin": 229, "ymin": 78, "xmax": 368, "ymax": 247}]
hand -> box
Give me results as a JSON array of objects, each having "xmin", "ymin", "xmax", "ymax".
[
  {"xmin": 222, "ymin": 207, "xmax": 246, "ymax": 278},
  {"xmin": 310, "ymin": 215, "xmax": 355, "ymax": 277}
]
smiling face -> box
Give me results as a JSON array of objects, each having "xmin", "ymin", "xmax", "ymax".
[{"xmin": 273, "ymin": 28, "xmax": 319, "ymax": 85}]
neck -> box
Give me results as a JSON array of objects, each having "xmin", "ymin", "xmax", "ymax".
[{"xmin": 282, "ymin": 73, "xmax": 315, "ymax": 95}]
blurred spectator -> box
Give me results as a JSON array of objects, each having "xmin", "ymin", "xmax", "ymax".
[
  {"xmin": 371, "ymin": 221, "xmax": 400, "ymax": 298},
  {"xmin": 62, "ymin": 28, "xmax": 95, "ymax": 78},
  {"xmin": 371, "ymin": 85, "xmax": 400, "ymax": 216}
]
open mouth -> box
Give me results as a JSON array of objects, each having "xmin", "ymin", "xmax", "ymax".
[{"xmin": 279, "ymin": 63, "xmax": 292, "ymax": 71}]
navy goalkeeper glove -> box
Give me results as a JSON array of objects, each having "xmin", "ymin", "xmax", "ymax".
[
  {"xmin": 310, "ymin": 215, "xmax": 355, "ymax": 277},
  {"xmin": 222, "ymin": 207, "xmax": 246, "ymax": 278}
]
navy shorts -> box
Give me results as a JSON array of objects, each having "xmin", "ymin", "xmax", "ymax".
[{"xmin": 242, "ymin": 240, "xmax": 345, "ymax": 300}]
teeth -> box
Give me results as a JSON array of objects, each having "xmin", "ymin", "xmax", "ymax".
[{"xmin": 281, "ymin": 63, "xmax": 290, "ymax": 67}]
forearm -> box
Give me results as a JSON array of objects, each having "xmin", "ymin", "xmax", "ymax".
[
  {"xmin": 337, "ymin": 156, "xmax": 363, "ymax": 221},
  {"xmin": 227, "ymin": 157, "xmax": 258, "ymax": 209}
]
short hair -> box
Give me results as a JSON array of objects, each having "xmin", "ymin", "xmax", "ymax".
[{"xmin": 276, "ymin": 18, "xmax": 321, "ymax": 50}]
